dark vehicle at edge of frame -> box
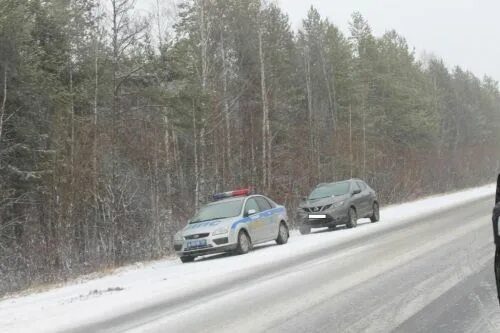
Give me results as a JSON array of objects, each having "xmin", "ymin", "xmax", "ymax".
[{"xmin": 493, "ymin": 174, "xmax": 500, "ymax": 305}]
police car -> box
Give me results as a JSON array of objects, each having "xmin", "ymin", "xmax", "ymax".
[{"xmin": 174, "ymin": 189, "xmax": 289, "ymax": 263}]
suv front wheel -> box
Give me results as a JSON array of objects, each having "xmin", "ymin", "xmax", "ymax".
[
  {"xmin": 346, "ymin": 207, "xmax": 358, "ymax": 229},
  {"xmin": 370, "ymin": 202, "xmax": 380, "ymax": 222},
  {"xmin": 299, "ymin": 225, "xmax": 311, "ymax": 235}
]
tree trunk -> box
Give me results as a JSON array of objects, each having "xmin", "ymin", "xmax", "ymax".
[
  {"xmin": 199, "ymin": 0, "xmax": 208, "ymax": 91},
  {"xmin": 349, "ymin": 104, "xmax": 353, "ymax": 178},
  {"xmin": 192, "ymin": 101, "xmax": 200, "ymax": 211},
  {"xmin": 91, "ymin": 24, "xmax": 100, "ymax": 260},
  {"xmin": 0, "ymin": 65, "xmax": 7, "ymax": 146},
  {"xmin": 155, "ymin": 0, "xmax": 163, "ymax": 48},
  {"xmin": 111, "ymin": 0, "xmax": 121, "ymax": 264},
  {"xmin": 362, "ymin": 104, "xmax": 367, "ymax": 178},
  {"xmin": 164, "ymin": 112, "xmax": 172, "ymax": 201},
  {"xmin": 304, "ymin": 47, "xmax": 314, "ymax": 182},
  {"xmin": 319, "ymin": 43, "xmax": 336, "ymax": 131},
  {"xmin": 318, "ymin": 42, "xmax": 338, "ymax": 178},
  {"xmin": 220, "ymin": 29, "xmax": 231, "ymax": 187},
  {"xmin": 258, "ymin": 23, "xmax": 270, "ymax": 190},
  {"xmin": 150, "ymin": 133, "xmax": 161, "ymax": 257},
  {"xmin": 198, "ymin": 0, "xmax": 208, "ymax": 203}
]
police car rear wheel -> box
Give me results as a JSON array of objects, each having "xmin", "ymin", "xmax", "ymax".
[
  {"xmin": 276, "ymin": 222, "xmax": 289, "ymax": 245},
  {"xmin": 180, "ymin": 256, "xmax": 195, "ymax": 263},
  {"xmin": 235, "ymin": 230, "xmax": 251, "ymax": 255}
]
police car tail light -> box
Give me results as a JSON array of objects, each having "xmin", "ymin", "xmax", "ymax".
[{"xmin": 213, "ymin": 188, "xmax": 251, "ymax": 201}]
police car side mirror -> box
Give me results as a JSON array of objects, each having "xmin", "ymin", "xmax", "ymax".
[{"xmin": 246, "ymin": 209, "xmax": 257, "ymax": 217}]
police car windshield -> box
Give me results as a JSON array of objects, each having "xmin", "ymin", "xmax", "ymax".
[
  {"xmin": 309, "ymin": 182, "xmax": 350, "ymax": 200},
  {"xmin": 190, "ymin": 198, "xmax": 244, "ymax": 223}
]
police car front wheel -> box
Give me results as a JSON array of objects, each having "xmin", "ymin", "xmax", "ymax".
[{"xmin": 235, "ymin": 230, "xmax": 252, "ymax": 255}]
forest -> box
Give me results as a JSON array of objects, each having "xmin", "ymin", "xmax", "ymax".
[{"xmin": 1, "ymin": 0, "xmax": 499, "ymax": 295}]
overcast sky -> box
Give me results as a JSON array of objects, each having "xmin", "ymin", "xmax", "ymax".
[{"xmin": 136, "ymin": 0, "xmax": 500, "ymax": 81}]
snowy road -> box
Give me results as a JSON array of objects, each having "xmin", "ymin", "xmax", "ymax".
[{"xmin": 1, "ymin": 185, "xmax": 499, "ymax": 333}]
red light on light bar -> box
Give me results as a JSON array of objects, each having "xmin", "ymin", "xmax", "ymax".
[
  {"xmin": 213, "ymin": 188, "xmax": 251, "ymax": 201},
  {"xmin": 231, "ymin": 189, "xmax": 250, "ymax": 197}
]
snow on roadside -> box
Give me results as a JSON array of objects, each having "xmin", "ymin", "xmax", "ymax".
[{"xmin": 0, "ymin": 183, "xmax": 495, "ymax": 333}]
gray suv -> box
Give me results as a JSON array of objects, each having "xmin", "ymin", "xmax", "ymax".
[{"xmin": 298, "ymin": 179, "xmax": 379, "ymax": 234}]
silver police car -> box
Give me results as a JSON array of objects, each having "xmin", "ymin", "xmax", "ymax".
[{"xmin": 174, "ymin": 189, "xmax": 289, "ymax": 263}]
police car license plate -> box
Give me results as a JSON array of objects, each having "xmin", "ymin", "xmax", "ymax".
[{"xmin": 186, "ymin": 239, "xmax": 207, "ymax": 249}]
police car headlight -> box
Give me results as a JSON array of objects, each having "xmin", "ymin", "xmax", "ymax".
[
  {"xmin": 174, "ymin": 232, "xmax": 183, "ymax": 243},
  {"xmin": 212, "ymin": 227, "xmax": 229, "ymax": 236}
]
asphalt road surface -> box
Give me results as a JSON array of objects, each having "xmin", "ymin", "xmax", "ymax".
[{"xmin": 67, "ymin": 196, "xmax": 500, "ymax": 333}]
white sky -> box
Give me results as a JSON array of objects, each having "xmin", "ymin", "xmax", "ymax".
[{"xmin": 136, "ymin": 0, "xmax": 500, "ymax": 81}]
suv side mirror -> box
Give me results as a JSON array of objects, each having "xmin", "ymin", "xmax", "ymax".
[
  {"xmin": 352, "ymin": 189, "xmax": 361, "ymax": 196},
  {"xmin": 246, "ymin": 209, "xmax": 257, "ymax": 217}
]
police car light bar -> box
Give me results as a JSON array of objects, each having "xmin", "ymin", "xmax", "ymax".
[{"xmin": 213, "ymin": 189, "xmax": 251, "ymax": 201}]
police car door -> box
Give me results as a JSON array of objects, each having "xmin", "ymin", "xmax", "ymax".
[
  {"xmin": 255, "ymin": 196, "xmax": 276, "ymax": 241},
  {"xmin": 244, "ymin": 198, "xmax": 265, "ymax": 243}
]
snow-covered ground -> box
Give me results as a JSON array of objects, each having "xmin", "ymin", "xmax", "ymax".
[{"xmin": 0, "ymin": 184, "xmax": 495, "ymax": 333}]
